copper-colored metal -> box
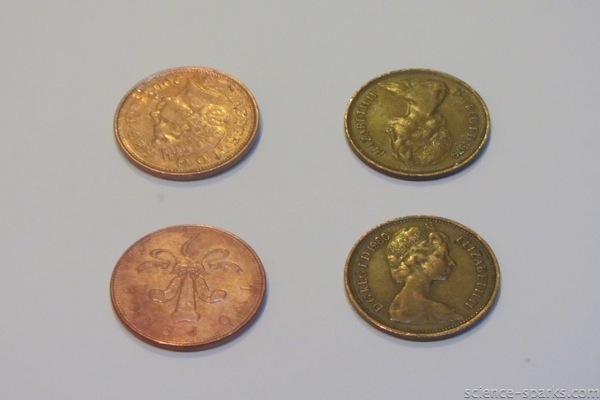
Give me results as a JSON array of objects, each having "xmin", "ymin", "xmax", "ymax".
[
  {"xmin": 345, "ymin": 216, "xmax": 499, "ymax": 341},
  {"xmin": 114, "ymin": 67, "xmax": 259, "ymax": 180},
  {"xmin": 110, "ymin": 225, "xmax": 266, "ymax": 351},
  {"xmin": 345, "ymin": 69, "xmax": 490, "ymax": 180}
]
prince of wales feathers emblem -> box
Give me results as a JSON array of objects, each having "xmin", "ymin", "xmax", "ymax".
[{"xmin": 136, "ymin": 233, "xmax": 242, "ymax": 323}]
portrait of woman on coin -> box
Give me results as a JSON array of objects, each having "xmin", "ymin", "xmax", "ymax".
[
  {"xmin": 386, "ymin": 226, "xmax": 463, "ymax": 324},
  {"xmin": 379, "ymin": 79, "xmax": 452, "ymax": 167},
  {"xmin": 150, "ymin": 79, "xmax": 229, "ymax": 146}
]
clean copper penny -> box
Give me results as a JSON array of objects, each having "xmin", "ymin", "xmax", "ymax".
[
  {"xmin": 114, "ymin": 67, "xmax": 259, "ymax": 180},
  {"xmin": 110, "ymin": 225, "xmax": 266, "ymax": 351}
]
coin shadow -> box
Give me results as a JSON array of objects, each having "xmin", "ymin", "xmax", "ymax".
[
  {"xmin": 120, "ymin": 117, "xmax": 263, "ymax": 189},
  {"xmin": 348, "ymin": 282, "xmax": 501, "ymax": 349},
  {"xmin": 354, "ymin": 124, "xmax": 492, "ymax": 187},
  {"xmin": 113, "ymin": 275, "xmax": 270, "ymax": 359}
]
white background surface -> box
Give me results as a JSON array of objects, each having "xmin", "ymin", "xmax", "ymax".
[{"xmin": 1, "ymin": 2, "xmax": 599, "ymax": 399}]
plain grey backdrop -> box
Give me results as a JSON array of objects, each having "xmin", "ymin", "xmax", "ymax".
[{"xmin": 1, "ymin": 1, "xmax": 599, "ymax": 399}]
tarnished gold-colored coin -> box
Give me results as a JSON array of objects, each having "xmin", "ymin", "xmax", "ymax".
[
  {"xmin": 110, "ymin": 225, "xmax": 266, "ymax": 351},
  {"xmin": 345, "ymin": 216, "xmax": 499, "ymax": 341},
  {"xmin": 345, "ymin": 69, "xmax": 490, "ymax": 180},
  {"xmin": 114, "ymin": 67, "xmax": 259, "ymax": 180}
]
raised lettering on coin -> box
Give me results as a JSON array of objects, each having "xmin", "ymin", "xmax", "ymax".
[
  {"xmin": 115, "ymin": 67, "xmax": 259, "ymax": 180},
  {"xmin": 345, "ymin": 69, "xmax": 490, "ymax": 180},
  {"xmin": 344, "ymin": 216, "xmax": 499, "ymax": 340}
]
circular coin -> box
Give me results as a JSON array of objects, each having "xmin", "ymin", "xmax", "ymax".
[
  {"xmin": 110, "ymin": 225, "xmax": 266, "ymax": 351},
  {"xmin": 345, "ymin": 69, "xmax": 490, "ymax": 180},
  {"xmin": 345, "ymin": 216, "xmax": 499, "ymax": 340},
  {"xmin": 114, "ymin": 67, "xmax": 259, "ymax": 180}
]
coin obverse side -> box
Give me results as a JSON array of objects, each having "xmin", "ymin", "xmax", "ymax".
[
  {"xmin": 114, "ymin": 67, "xmax": 259, "ymax": 180},
  {"xmin": 345, "ymin": 216, "xmax": 499, "ymax": 341},
  {"xmin": 110, "ymin": 225, "xmax": 266, "ymax": 351},
  {"xmin": 345, "ymin": 69, "xmax": 490, "ymax": 180}
]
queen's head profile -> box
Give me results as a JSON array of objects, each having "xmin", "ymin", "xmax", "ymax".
[
  {"xmin": 379, "ymin": 79, "xmax": 452, "ymax": 167},
  {"xmin": 386, "ymin": 225, "xmax": 463, "ymax": 324},
  {"xmin": 150, "ymin": 79, "xmax": 229, "ymax": 145}
]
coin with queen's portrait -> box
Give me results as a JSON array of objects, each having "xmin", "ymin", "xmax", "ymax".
[
  {"xmin": 345, "ymin": 69, "xmax": 490, "ymax": 180},
  {"xmin": 345, "ymin": 216, "xmax": 500, "ymax": 340},
  {"xmin": 114, "ymin": 67, "xmax": 259, "ymax": 180}
]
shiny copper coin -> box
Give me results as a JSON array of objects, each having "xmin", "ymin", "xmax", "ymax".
[
  {"xmin": 114, "ymin": 67, "xmax": 259, "ymax": 180},
  {"xmin": 345, "ymin": 216, "xmax": 499, "ymax": 341},
  {"xmin": 345, "ymin": 69, "xmax": 490, "ymax": 180},
  {"xmin": 110, "ymin": 225, "xmax": 266, "ymax": 351}
]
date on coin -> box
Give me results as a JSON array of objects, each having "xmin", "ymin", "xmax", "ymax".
[
  {"xmin": 345, "ymin": 69, "xmax": 490, "ymax": 180},
  {"xmin": 114, "ymin": 67, "xmax": 259, "ymax": 180},
  {"xmin": 345, "ymin": 216, "xmax": 499, "ymax": 340}
]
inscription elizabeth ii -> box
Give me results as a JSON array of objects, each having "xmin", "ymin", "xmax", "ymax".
[
  {"xmin": 115, "ymin": 67, "xmax": 259, "ymax": 180},
  {"xmin": 345, "ymin": 216, "xmax": 500, "ymax": 341},
  {"xmin": 345, "ymin": 69, "xmax": 489, "ymax": 180}
]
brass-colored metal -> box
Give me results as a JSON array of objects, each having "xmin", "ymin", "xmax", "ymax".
[
  {"xmin": 345, "ymin": 69, "xmax": 489, "ymax": 180},
  {"xmin": 345, "ymin": 216, "xmax": 499, "ymax": 341},
  {"xmin": 114, "ymin": 67, "xmax": 259, "ymax": 180},
  {"xmin": 110, "ymin": 225, "xmax": 266, "ymax": 351}
]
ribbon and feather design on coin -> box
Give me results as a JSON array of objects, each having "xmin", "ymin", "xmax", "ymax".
[{"xmin": 136, "ymin": 233, "xmax": 242, "ymax": 323}]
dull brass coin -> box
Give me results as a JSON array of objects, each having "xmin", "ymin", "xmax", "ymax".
[
  {"xmin": 345, "ymin": 69, "xmax": 490, "ymax": 180},
  {"xmin": 114, "ymin": 67, "xmax": 259, "ymax": 180},
  {"xmin": 345, "ymin": 216, "xmax": 499, "ymax": 340},
  {"xmin": 110, "ymin": 225, "xmax": 266, "ymax": 351}
]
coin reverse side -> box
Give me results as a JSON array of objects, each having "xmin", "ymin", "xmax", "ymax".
[
  {"xmin": 345, "ymin": 216, "xmax": 499, "ymax": 340},
  {"xmin": 111, "ymin": 225, "xmax": 266, "ymax": 351},
  {"xmin": 345, "ymin": 69, "xmax": 490, "ymax": 180},
  {"xmin": 115, "ymin": 67, "xmax": 259, "ymax": 180}
]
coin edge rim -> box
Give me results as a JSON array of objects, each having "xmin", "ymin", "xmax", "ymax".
[
  {"xmin": 113, "ymin": 66, "xmax": 260, "ymax": 181},
  {"xmin": 344, "ymin": 68, "xmax": 491, "ymax": 180},
  {"xmin": 344, "ymin": 215, "xmax": 500, "ymax": 341},
  {"xmin": 109, "ymin": 224, "xmax": 267, "ymax": 351}
]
